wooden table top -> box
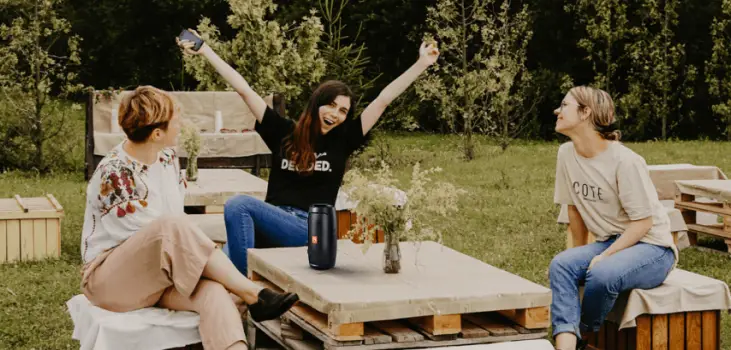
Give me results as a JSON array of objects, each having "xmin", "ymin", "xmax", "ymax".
[
  {"xmin": 248, "ymin": 240, "xmax": 552, "ymax": 324},
  {"xmin": 184, "ymin": 168, "xmax": 268, "ymax": 207}
]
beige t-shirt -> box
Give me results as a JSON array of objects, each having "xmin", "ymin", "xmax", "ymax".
[{"xmin": 554, "ymin": 141, "xmax": 678, "ymax": 266}]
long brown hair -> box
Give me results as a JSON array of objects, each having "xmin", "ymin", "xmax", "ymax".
[{"xmin": 283, "ymin": 80, "xmax": 354, "ymax": 175}]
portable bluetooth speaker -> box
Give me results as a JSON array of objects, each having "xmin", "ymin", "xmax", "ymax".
[{"xmin": 308, "ymin": 204, "xmax": 337, "ymax": 270}]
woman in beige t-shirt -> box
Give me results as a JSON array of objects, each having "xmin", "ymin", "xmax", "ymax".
[{"xmin": 550, "ymin": 86, "xmax": 677, "ymax": 350}]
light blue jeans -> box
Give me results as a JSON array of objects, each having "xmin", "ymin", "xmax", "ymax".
[
  {"xmin": 222, "ymin": 195, "xmax": 308, "ymax": 275},
  {"xmin": 549, "ymin": 236, "xmax": 674, "ymax": 339}
]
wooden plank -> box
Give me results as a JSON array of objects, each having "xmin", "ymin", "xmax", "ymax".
[
  {"xmin": 686, "ymin": 312, "xmax": 702, "ymax": 350},
  {"xmin": 668, "ymin": 313, "xmax": 684, "ymax": 350},
  {"xmin": 496, "ymin": 306, "xmax": 549, "ymax": 329},
  {"xmin": 618, "ymin": 326, "xmax": 628, "ymax": 350},
  {"xmin": 336, "ymin": 211, "xmax": 352, "ymax": 241},
  {"xmin": 637, "ymin": 315, "xmax": 652, "ymax": 350},
  {"xmin": 675, "ymin": 200, "xmax": 731, "ymax": 216},
  {"xmin": 363, "ymin": 326, "xmax": 392, "ymax": 345},
  {"xmin": 281, "ymin": 318, "xmax": 304, "ymax": 340},
  {"xmin": 45, "ymin": 194, "xmax": 63, "ymax": 211},
  {"xmin": 725, "ymin": 240, "xmax": 731, "ymax": 254},
  {"xmin": 462, "ymin": 313, "xmax": 519, "ymax": 336},
  {"xmin": 205, "ymin": 205, "xmax": 224, "ymax": 214},
  {"xmin": 46, "ymin": 219, "xmax": 59, "ymax": 258},
  {"xmin": 33, "ymin": 219, "xmax": 46, "ymax": 259},
  {"xmin": 0, "ymin": 210, "xmax": 64, "ymax": 221},
  {"xmin": 607, "ymin": 321, "xmax": 618, "ymax": 350},
  {"xmin": 628, "ymin": 327, "xmax": 637, "ymax": 350},
  {"xmin": 701, "ymin": 311, "xmax": 717, "ymax": 350},
  {"xmin": 0, "ymin": 221, "xmax": 6, "ymax": 263},
  {"xmin": 6, "ymin": 220, "xmax": 19, "ymax": 262},
  {"xmin": 686, "ymin": 223, "xmax": 731, "ymax": 239},
  {"xmin": 598, "ymin": 322, "xmax": 606, "ymax": 349},
  {"xmin": 371, "ymin": 320, "xmax": 425, "ymax": 343},
  {"xmin": 20, "ymin": 219, "xmax": 33, "ymax": 260},
  {"xmin": 408, "ymin": 314, "xmax": 461, "ymax": 335},
  {"xmin": 282, "ymin": 308, "xmax": 362, "ymax": 347},
  {"xmin": 14, "ymin": 195, "xmax": 28, "ymax": 212},
  {"xmin": 652, "ymin": 314, "xmax": 668, "ymax": 350},
  {"xmin": 289, "ymin": 303, "xmax": 363, "ymax": 341},
  {"xmin": 459, "ymin": 318, "xmax": 491, "ymax": 339}
]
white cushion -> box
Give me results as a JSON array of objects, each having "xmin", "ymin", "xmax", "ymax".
[{"xmin": 66, "ymin": 294, "xmax": 201, "ymax": 350}]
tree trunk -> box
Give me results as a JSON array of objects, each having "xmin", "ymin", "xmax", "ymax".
[
  {"xmin": 460, "ymin": 0, "xmax": 474, "ymax": 161},
  {"xmin": 33, "ymin": 0, "xmax": 43, "ymax": 171}
]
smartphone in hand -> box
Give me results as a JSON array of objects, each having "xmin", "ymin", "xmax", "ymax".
[{"xmin": 178, "ymin": 29, "xmax": 204, "ymax": 51}]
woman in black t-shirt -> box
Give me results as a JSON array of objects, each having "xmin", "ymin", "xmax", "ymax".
[{"xmin": 177, "ymin": 30, "xmax": 439, "ymax": 274}]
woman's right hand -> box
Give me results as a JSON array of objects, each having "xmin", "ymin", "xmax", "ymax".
[{"xmin": 176, "ymin": 29, "xmax": 206, "ymax": 56}]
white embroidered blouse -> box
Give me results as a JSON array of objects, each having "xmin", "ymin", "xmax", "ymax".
[{"xmin": 80, "ymin": 142, "xmax": 187, "ymax": 263}]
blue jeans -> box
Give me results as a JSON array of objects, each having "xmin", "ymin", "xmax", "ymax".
[
  {"xmin": 222, "ymin": 195, "xmax": 308, "ymax": 275},
  {"xmin": 549, "ymin": 236, "xmax": 674, "ymax": 339}
]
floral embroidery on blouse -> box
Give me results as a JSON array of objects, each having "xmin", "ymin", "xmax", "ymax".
[{"xmin": 97, "ymin": 158, "xmax": 148, "ymax": 217}]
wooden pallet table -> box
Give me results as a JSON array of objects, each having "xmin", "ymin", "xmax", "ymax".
[
  {"xmin": 184, "ymin": 168, "xmax": 268, "ymax": 214},
  {"xmin": 245, "ymin": 240, "xmax": 552, "ymax": 349},
  {"xmin": 674, "ymin": 180, "xmax": 731, "ymax": 252}
]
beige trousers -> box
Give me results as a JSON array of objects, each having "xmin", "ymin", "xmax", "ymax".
[{"xmin": 81, "ymin": 215, "xmax": 247, "ymax": 350}]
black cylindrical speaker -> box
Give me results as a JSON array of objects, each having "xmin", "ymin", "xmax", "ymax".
[{"xmin": 308, "ymin": 204, "xmax": 337, "ymax": 270}]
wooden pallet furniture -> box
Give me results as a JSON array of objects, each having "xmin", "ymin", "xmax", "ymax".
[
  {"xmin": 245, "ymin": 240, "xmax": 552, "ymax": 349},
  {"xmin": 0, "ymin": 194, "xmax": 64, "ymax": 263},
  {"xmin": 85, "ymin": 90, "xmax": 286, "ymax": 180},
  {"xmin": 183, "ymin": 168, "xmax": 268, "ymax": 214},
  {"xmin": 674, "ymin": 180, "xmax": 731, "ymax": 252},
  {"xmin": 584, "ymin": 311, "xmax": 720, "ymax": 350},
  {"xmin": 336, "ymin": 210, "xmax": 385, "ymax": 244}
]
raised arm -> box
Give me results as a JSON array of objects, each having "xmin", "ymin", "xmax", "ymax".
[
  {"xmin": 359, "ymin": 42, "xmax": 439, "ymax": 134},
  {"xmin": 177, "ymin": 30, "xmax": 267, "ymax": 122}
]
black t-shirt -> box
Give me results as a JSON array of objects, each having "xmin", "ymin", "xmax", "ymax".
[{"xmin": 255, "ymin": 107, "xmax": 367, "ymax": 212}]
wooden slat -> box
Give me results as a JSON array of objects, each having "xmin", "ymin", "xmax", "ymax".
[
  {"xmin": 289, "ymin": 303, "xmax": 363, "ymax": 341},
  {"xmin": 0, "ymin": 221, "xmax": 5, "ymax": 263},
  {"xmin": 607, "ymin": 321, "xmax": 618, "ymax": 350},
  {"xmin": 669, "ymin": 313, "xmax": 684, "ymax": 350},
  {"xmin": 408, "ymin": 314, "xmax": 461, "ymax": 335},
  {"xmin": 371, "ymin": 320, "xmax": 425, "ymax": 343},
  {"xmin": 20, "ymin": 219, "xmax": 33, "ymax": 260},
  {"xmin": 637, "ymin": 315, "xmax": 652, "ymax": 350},
  {"xmin": 652, "ymin": 314, "xmax": 668, "ymax": 350},
  {"xmin": 686, "ymin": 312, "xmax": 701, "ymax": 350},
  {"xmin": 45, "ymin": 194, "xmax": 63, "ymax": 211},
  {"xmin": 459, "ymin": 318, "xmax": 491, "ymax": 339},
  {"xmin": 33, "ymin": 219, "xmax": 46, "ymax": 259},
  {"xmin": 496, "ymin": 306, "xmax": 549, "ymax": 329},
  {"xmin": 0, "ymin": 210, "xmax": 64, "ymax": 221},
  {"xmin": 598, "ymin": 322, "xmax": 606, "ymax": 349},
  {"xmin": 675, "ymin": 200, "xmax": 731, "ymax": 216},
  {"xmin": 587, "ymin": 331, "xmax": 598, "ymax": 346},
  {"xmin": 618, "ymin": 326, "xmax": 628, "ymax": 350},
  {"xmin": 14, "ymin": 195, "xmax": 28, "ymax": 212},
  {"xmin": 463, "ymin": 313, "xmax": 518, "ymax": 336},
  {"xmin": 281, "ymin": 318, "xmax": 304, "ymax": 340},
  {"xmin": 362, "ymin": 326, "xmax": 392, "ymax": 345},
  {"xmin": 6, "ymin": 220, "xmax": 19, "ymax": 262},
  {"xmin": 337, "ymin": 211, "xmax": 351, "ymax": 241},
  {"xmin": 205, "ymin": 205, "xmax": 224, "ymax": 214},
  {"xmin": 628, "ymin": 327, "xmax": 637, "ymax": 350},
  {"xmin": 701, "ymin": 311, "xmax": 717, "ymax": 350},
  {"xmin": 46, "ymin": 219, "xmax": 59, "ymax": 258},
  {"xmin": 686, "ymin": 223, "xmax": 731, "ymax": 239}
]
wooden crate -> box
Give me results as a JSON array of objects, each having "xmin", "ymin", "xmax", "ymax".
[
  {"xmin": 336, "ymin": 210, "xmax": 385, "ymax": 244},
  {"xmin": 674, "ymin": 190, "xmax": 731, "ymax": 253},
  {"xmin": 0, "ymin": 194, "xmax": 64, "ymax": 263},
  {"xmin": 585, "ymin": 311, "xmax": 720, "ymax": 350}
]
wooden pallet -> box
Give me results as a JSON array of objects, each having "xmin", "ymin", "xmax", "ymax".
[
  {"xmin": 674, "ymin": 191, "xmax": 731, "ymax": 253},
  {"xmin": 249, "ymin": 277, "xmax": 548, "ymax": 350},
  {"xmin": 584, "ymin": 311, "xmax": 720, "ymax": 350}
]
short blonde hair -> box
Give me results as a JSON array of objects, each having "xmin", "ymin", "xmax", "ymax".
[
  {"xmin": 118, "ymin": 86, "xmax": 179, "ymax": 143},
  {"xmin": 569, "ymin": 86, "xmax": 620, "ymax": 141}
]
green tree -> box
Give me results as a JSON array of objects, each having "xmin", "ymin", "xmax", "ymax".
[
  {"xmin": 183, "ymin": 0, "xmax": 326, "ymax": 114},
  {"xmin": 0, "ymin": 0, "xmax": 83, "ymax": 171},
  {"xmin": 706, "ymin": 0, "xmax": 731, "ymax": 140},
  {"xmin": 566, "ymin": 0, "xmax": 630, "ymax": 96},
  {"xmin": 621, "ymin": 0, "xmax": 695, "ymax": 140},
  {"xmin": 417, "ymin": 0, "xmax": 534, "ymax": 158}
]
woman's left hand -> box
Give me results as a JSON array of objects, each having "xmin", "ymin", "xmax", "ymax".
[
  {"xmin": 588, "ymin": 253, "xmax": 607, "ymax": 271},
  {"xmin": 418, "ymin": 41, "xmax": 440, "ymax": 67}
]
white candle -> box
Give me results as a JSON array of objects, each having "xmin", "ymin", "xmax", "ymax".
[
  {"xmin": 111, "ymin": 106, "xmax": 120, "ymax": 133},
  {"xmin": 215, "ymin": 110, "xmax": 223, "ymax": 133}
]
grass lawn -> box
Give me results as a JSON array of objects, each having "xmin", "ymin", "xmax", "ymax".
[{"xmin": 1, "ymin": 134, "xmax": 730, "ymax": 349}]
